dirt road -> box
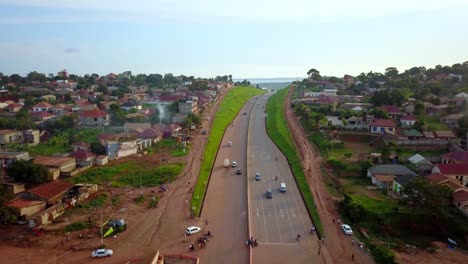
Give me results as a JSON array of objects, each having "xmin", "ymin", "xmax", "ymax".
[{"xmin": 284, "ymin": 85, "xmax": 374, "ymax": 264}]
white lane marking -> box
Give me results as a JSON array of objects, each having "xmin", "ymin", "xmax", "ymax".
[
  {"xmin": 281, "ymin": 192, "xmax": 297, "ymax": 240},
  {"xmin": 258, "ymin": 242, "xmax": 298, "ymax": 246},
  {"xmin": 291, "ymin": 209, "xmax": 296, "ymax": 218},
  {"xmin": 256, "ymin": 208, "xmax": 259, "ymax": 217},
  {"xmin": 280, "ymin": 208, "xmax": 284, "ymax": 218},
  {"xmin": 271, "ymin": 192, "xmax": 283, "ymax": 243},
  {"xmin": 260, "ymin": 193, "xmax": 269, "ymax": 243}
]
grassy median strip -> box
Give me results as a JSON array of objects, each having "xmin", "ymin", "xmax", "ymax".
[
  {"xmin": 266, "ymin": 87, "xmax": 323, "ymax": 234},
  {"xmin": 192, "ymin": 86, "xmax": 264, "ymax": 216}
]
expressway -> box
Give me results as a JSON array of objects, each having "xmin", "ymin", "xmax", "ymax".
[{"xmin": 247, "ymin": 93, "xmax": 324, "ymax": 263}]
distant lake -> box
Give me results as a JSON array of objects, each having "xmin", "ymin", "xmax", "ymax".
[
  {"xmin": 234, "ymin": 77, "xmax": 304, "ymax": 84},
  {"xmin": 234, "ymin": 77, "xmax": 305, "ymax": 90}
]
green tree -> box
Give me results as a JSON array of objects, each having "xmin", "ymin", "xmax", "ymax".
[
  {"xmin": 385, "ymin": 67, "xmax": 399, "ymax": 79},
  {"xmin": 402, "ymin": 177, "xmax": 452, "ymax": 210},
  {"xmin": 7, "ymin": 160, "xmax": 51, "ymax": 186},
  {"xmin": 0, "ymin": 184, "xmax": 16, "ymax": 223},
  {"xmin": 90, "ymin": 142, "xmax": 106, "ymax": 155},
  {"xmin": 307, "ymin": 68, "xmax": 321, "ymax": 80}
]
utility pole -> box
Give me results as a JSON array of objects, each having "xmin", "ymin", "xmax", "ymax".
[{"xmin": 100, "ymin": 212, "xmax": 104, "ymax": 245}]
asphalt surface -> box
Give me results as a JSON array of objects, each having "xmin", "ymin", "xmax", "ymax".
[
  {"xmin": 248, "ymin": 93, "xmax": 324, "ymax": 264},
  {"xmin": 197, "ymin": 99, "xmax": 257, "ymax": 263}
]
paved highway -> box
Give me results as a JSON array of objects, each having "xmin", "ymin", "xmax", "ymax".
[
  {"xmin": 198, "ymin": 99, "xmax": 257, "ymax": 263},
  {"xmin": 248, "ymin": 93, "xmax": 324, "ymax": 264}
]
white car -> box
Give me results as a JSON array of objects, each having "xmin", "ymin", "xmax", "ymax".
[
  {"xmin": 92, "ymin": 248, "xmax": 113, "ymax": 258},
  {"xmin": 232, "ymin": 161, "xmax": 237, "ymax": 167},
  {"xmin": 185, "ymin": 226, "xmax": 202, "ymax": 235},
  {"xmin": 341, "ymin": 224, "xmax": 353, "ymax": 235},
  {"xmin": 227, "ymin": 141, "xmax": 232, "ymax": 147}
]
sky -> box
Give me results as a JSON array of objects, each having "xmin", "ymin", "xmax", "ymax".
[{"xmin": 0, "ymin": 0, "xmax": 467, "ymax": 79}]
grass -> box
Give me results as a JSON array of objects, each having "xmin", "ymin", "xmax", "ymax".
[
  {"xmin": 65, "ymin": 221, "xmax": 90, "ymax": 232},
  {"xmin": 426, "ymin": 117, "xmax": 450, "ymax": 131},
  {"xmin": 72, "ymin": 161, "xmax": 184, "ymax": 188},
  {"xmin": 350, "ymin": 195, "xmax": 411, "ymax": 215},
  {"xmin": 191, "ymin": 86, "xmax": 264, "ymax": 216},
  {"xmin": 266, "ymin": 87, "xmax": 323, "ymax": 235},
  {"xmin": 78, "ymin": 193, "xmax": 108, "ymax": 209}
]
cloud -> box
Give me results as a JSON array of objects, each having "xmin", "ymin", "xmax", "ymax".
[
  {"xmin": 1, "ymin": 0, "xmax": 468, "ymax": 24},
  {"xmin": 64, "ymin": 48, "xmax": 80, "ymax": 53}
]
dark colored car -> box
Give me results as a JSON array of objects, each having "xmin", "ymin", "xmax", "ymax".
[
  {"xmin": 266, "ymin": 189, "xmax": 272, "ymax": 199},
  {"xmin": 236, "ymin": 169, "xmax": 242, "ymax": 175},
  {"xmin": 255, "ymin": 172, "xmax": 261, "ymax": 181}
]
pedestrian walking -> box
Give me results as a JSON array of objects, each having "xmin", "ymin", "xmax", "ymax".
[
  {"xmin": 317, "ymin": 248, "xmax": 321, "ymax": 255},
  {"xmin": 352, "ymin": 253, "xmax": 355, "ymax": 261},
  {"xmin": 337, "ymin": 219, "xmax": 341, "ymax": 224},
  {"xmin": 352, "ymin": 239, "xmax": 355, "ymax": 246},
  {"xmin": 205, "ymin": 219, "xmax": 208, "ymax": 225},
  {"xmin": 332, "ymin": 218, "xmax": 335, "ymax": 223}
]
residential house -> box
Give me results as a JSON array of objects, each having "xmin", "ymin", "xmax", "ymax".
[
  {"xmin": 72, "ymin": 142, "xmax": 90, "ymax": 152},
  {"xmin": 408, "ymin": 153, "xmax": 433, "ymax": 174},
  {"xmin": 325, "ymin": 116, "xmax": 343, "ymax": 128},
  {"xmin": 0, "ymin": 152, "xmax": 30, "ymax": 177},
  {"xmin": 39, "ymin": 95, "xmax": 56, "ymax": 102},
  {"xmin": 402, "ymin": 101, "xmax": 415, "ymax": 114},
  {"xmin": 440, "ymin": 114, "xmax": 464, "ymax": 128},
  {"xmin": 33, "ymin": 155, "xmax": 77, "ymax": 180},
  {"xmin": 392, "ymin": 174, "xmax": 418, "ymax": 196},
  {"xmin": 138, "ymin": 128, "xmax": 163, "ymax": 144},
  {"xmin": 100, "ymin": 134, "xmax": 138, "ymax": 159},
  {"xmin": 454, "ymin": 92, "xmax": 468, "ymax": 98},
  {"xmin": 5, "ymin": 103, "xmax": 23, "ymax": 113},
  {"xmin": 369, "ymin": 119, "xmax": 396, "ymax": 134},
  {"xmin": 51, "ymin": 103, "xmax": 71, "ymax": 116},
  {"xmin": 343, "ymin": 74, "xmax": 354, "ymax": 87},
  {"xmin": 121, "ymin": 100, "xmax": 142, "ymax": 111},
  {"xmin": 400, "ymin": 115, "xmax": 417, "ymax": 127},
  {"xmin": 403, "ymin": 129, "xmax": 424, "ymax": 140},
  {"xmin": 442, "ymin": 151, "xmax": 468, "ymax": 164},
  {"xmin": 312, "ymin": 95, "xmax": 337, "ymax": 107},
  {"xmin": 380, "ymin": 106, "xmax": 403, "ymax": 119},
  {"xmin": 426, "ymin": 173, "xmax": 464, "ymax": 191},
  {"xmin": 6, "ymin": 199, "xmax": 47, "ymax": 221},
  {"xmin": 23, "ymin": 129, "xmax": 40, "ymax": 146},
  {"xmin": 179, "ymin": 98, "xmax": 199, "ymax": 114},
  {"xmin": 432, "ymin": 164, "xmax": 468, "ymax": 187},
  {"xmin": 2, "ymin": 182, "xmax": 26, "ymax": 195},
  {"xmin": 31, "ymin": 111, "xmax": 56, "ymax": 122},
  {"xmin": 367, "ymin": 165, "xmax": 418, "ymax": 191},
  {"xmin": 453, "ymin": 190, "xmax": 468, "ymax": 216},
  {"xmin": 433, "ymin": 130, "xmax": 457, "ymax": 140},
  {"xmin": 69, "ymin": 149, "xmax": 96, "ymax": 167},
  {"xmin": 79, "ymin": 108, "xmax": 110, "ymax": 127},
  {"xmin": 424, "ymin": 102, "xmax": 448, "ymax": 116},
  {"xmin": 19, "ymin": 180, "xmax": 73, "ymax": 205},
  {"xmin": 123, "ymin": 122, "xmax": 151, "ymax": 133},
  {"xmin": 96, "ymin": 155, "xmax": 109, "ymax": 166},
  {"xmin": 0, "ymin": 129, "xmax": 23, "ymax": 148},
  {"xmin": 32, "ymin": 102, "xmax": 53, "ymax": 112}
]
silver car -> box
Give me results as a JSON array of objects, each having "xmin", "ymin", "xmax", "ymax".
[{"xmin": 92, "ymin": 248, "xmax": 113, "ymax": 258}]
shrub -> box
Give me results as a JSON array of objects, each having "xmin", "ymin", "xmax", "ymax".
[
  {"xmin": 369, "ymin": 244, "xmax": 396, "ymax": 264},
  {"xmin": 65, "ymin": 221, "xmax": 89, "ymax": 232}
]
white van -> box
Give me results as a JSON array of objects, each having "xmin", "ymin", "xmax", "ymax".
[{"xmin": 280, "ymin": 183, "xmax": 287, "ymax": 193}]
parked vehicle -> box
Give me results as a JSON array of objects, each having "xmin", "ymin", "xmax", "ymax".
[
  {"xmin": 232, "ymin": 161, "xmax": 237, "ymax": 167},
  {"xmin": 341, "ymin": 224, "xmax": 353, "ymax": 235},
  {"xmin": 202, "ymin": 130, "xmax": 207, "ymax": 135},
  {"xmin": 186, "ymin": 226, "xmax": 202, "ymax": 235},
  {"xmin": 224, "ymin": 159, "xmax": 230, "ymax": 167},
  {"xmin": 92, "ymin": 249, "xmax": 113, "ymax": 258},
  {"xmin": 266, "ymin": 189, "xmax": 273, "ymax": 199},
  {"xmin": 227, "ymin": 141, "xmax": 232, "ymax": 147},
  {"xmin": 255, "ymin": 172, "xmax": 261, "ymax": 181}
]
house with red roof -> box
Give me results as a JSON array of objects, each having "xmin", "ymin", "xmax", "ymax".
[
  {"xmin": 6, "ymin": 198, "xmax": 47, "ymax": 221},
  {"xmin": 442, "ymin": 151, "xmax": 468, "ymax": 164},
  {"xmin": 20, "ymin": 180, "xmax": 73, "ymax": 205},
  {"xmin": 432, "ymin": 164, "xmax": 468, "ymax": 187},
  {"xmin": 400, "ymin": 115, "xmax": 417, "ymax": 127},
  {"xmin": 31, "ymin": 111, "xmax": 56, "ymax": 122},
  {"xmin": 78, "ymin": 108, "xmax": 110, "ymax": 127},
  {"xmin": 69, "ymin": 149, "xmax": 97, "ymax": 167},
  {"xmin": 453, "ymin": 190, "xmax": 468, "ymax": 216},
  {"xmin": 32, "ymin": 101, "xmax": 53, "ymax": 112},
  {"xmin": 369, "ymin": 118, "xmax": 396, "ymax": 134},
  {"xmin": 5, "ymin": 103, "xmax": 23, "ymax": 113},
  {"xmin": 380, "ymin": 105, "xmax": 403, "ymax": 119}
]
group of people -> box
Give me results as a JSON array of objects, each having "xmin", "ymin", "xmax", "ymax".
[
  {"xmin": 246, "ymin": 236, "xmax": 258, "ymax": 247},
  {"xmin": 190, "ymin": 231, "xmax": 212, "ymax": 251}
]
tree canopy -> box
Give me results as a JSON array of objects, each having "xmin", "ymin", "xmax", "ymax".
[{"xmin": 7, "ymin": 160, "xmax": 52, "ymax": 186}]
